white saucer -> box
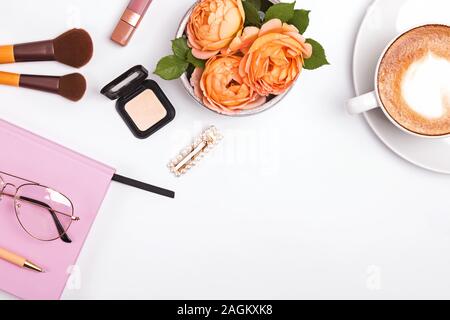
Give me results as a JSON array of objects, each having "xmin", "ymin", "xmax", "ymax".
[{"xmin": 353, "ymin": 0, "xmax": 450, "ymax": 173}]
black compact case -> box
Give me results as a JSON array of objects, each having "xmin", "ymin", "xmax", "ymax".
[{"xmin": 101, "ymin": 65, "xmax": 176, "ymax": 139}]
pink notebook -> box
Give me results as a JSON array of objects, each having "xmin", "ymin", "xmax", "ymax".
[{"xmin": 0, "ymin": 119, "xmax": 116, "ymax": 300}]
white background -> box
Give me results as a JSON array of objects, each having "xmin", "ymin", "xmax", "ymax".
[{"xmin": 1, "ymin": 0, "xmax": 450, "ymax": 300}]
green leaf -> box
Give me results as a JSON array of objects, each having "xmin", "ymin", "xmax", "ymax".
[
  {"xmin": 154, "ymin": 55, "xmax": 189, "ymax": 80},
  {"xmin": 187, "ymin": 50, "xmax": 206, "ymax": 69},
  {"xmin": 172, "ymin": 37, "xmax": 189, "ymax": 59},
  {"xmin": 242, "ymin": 1, "xmax": 262, "ymax": 27},
  {"xmin": 303, "ymin": 38, "xmax": 329, "ymax": 70},
  {"xmin": 289, "ymin": 9, "xmax": 309, "ymax": 34},
  {"xmin": 264, "ymin": 1, "xmax": 296, "ymax": 22},
  {"xmin": 245, "ymin": 0, "xmax": 261, "ymax": 11}
]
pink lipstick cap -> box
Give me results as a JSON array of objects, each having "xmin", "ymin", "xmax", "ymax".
[{"xmin": 111, "ymin": 0, "xmax": 153, "ymax": 46}]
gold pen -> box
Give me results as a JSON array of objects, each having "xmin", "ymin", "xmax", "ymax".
[{"xmin": 0, "ymin": 247, "xmax": 44, "ymax": 273}]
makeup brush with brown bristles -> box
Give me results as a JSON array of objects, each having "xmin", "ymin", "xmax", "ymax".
[
  {"xmin": 0, "ymin": 29, "xmax": 93, "ymax": 68},
  {"xmin": 0, "ymin": 71, "xmax": 86, "ymax": 102}
]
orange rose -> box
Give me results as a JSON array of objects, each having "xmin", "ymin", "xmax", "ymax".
[
  {"xmin": 190, "ymin": 55, "xmax": 266, "ymax": 114},
  {"xmin": 227, "ymin": 26, "xmax": 259, "ymax": 54},
  {"xmin": 233, "ymin": 19, "xmax": 313, "ymax": 96},
  {"xmin": 187, "ymin": 0, "xmax": 245, "ymax": 60}
]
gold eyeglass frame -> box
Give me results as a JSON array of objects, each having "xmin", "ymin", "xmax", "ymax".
[{"xmin": 0, "ymin": 170, "xmax": 80, "ymax": 242}]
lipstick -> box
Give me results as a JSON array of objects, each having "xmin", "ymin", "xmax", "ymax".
[{"xmin": 112, "ymin": 0, "xmax": 153, "ymax": 46}]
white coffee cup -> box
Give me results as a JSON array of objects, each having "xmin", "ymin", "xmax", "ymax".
[{"xmin": 346, "ymin": 24, "xmax": 450, "ymax": 139}]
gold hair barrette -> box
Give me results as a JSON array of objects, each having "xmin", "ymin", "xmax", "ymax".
[{"xmin": 169, "ymin": 126, "xmax": 222, "ymax": 177}]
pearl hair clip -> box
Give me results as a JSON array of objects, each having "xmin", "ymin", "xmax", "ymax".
[{"xmin": 169, "ymin": 126, "xmax": 222, "ymax": 177}]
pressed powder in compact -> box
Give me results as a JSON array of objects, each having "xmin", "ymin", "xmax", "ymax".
[
  {"xmin": 125, "ymin": 89, "xmax": 167, "ymax": 131},
  {"xmin": 101, "ymin": 65, "xmax": 175, "ymax": 139}
]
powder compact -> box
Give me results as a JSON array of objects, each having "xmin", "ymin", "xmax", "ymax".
[{"xmin": 101, "ymin": 65, "xmax": 175, "ymax": 139}]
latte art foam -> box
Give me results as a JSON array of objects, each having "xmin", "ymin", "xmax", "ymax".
[
  {"xmin": 378, "ymin": 25, "xmax": 450, "ymax": 136},
  {"xmin": 401, "ymin": 53, "xmax": 450, "ymax": 119}
]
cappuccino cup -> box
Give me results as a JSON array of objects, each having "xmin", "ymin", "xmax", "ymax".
[{"xmin": 347, "ymin": 24, "xmax": 450, "ymax": 138}]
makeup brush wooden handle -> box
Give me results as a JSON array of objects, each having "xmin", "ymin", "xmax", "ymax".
[
  {"xmin": 0, "ymin": 46, "xmax": 15, "ymax": 64},
  {"xmin": 0, "ymin": 40, "xmax": 55, "ymax": 64},
  {"xmin": 0, "ymin": 71, "xmax": 20, "ymax": 86},
  {"xmin": 0, "ymin": 71, "xmax": 59, "ymax": 93}
]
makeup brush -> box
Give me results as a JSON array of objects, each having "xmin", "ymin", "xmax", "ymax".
[
  {"xmin": 0, "ymin": 29, "xmax": 93, "ymax": 68},
  {"xmin": 0, "ymin": 71, "xmax": 87, "ymax": 101}
]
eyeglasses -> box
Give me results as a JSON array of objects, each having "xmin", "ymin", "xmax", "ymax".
[{"xmin": 0, "ymin": 171, "xmax": 79, "ymax": 243}]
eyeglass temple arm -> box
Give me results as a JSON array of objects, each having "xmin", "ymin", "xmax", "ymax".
[
  {"xmin": 112, "ymin": 174, "xmax": 175, "ymax": 199},
  {"xmin": 19, "ymin": 196, "xmax": 72, "ymax": 244},
  {"xmin": 0, "ymin": 192, "xmax": 76, "ymax": 219}
]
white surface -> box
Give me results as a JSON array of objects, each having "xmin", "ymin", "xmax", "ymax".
[{"xmin": 0, "ymin": 0, "xmax": 450, "ymax": 300}]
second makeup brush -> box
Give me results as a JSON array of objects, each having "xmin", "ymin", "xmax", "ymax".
[{"xmin": 0, "ymin": 71, "xmax": 86, "ymax": 102}]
